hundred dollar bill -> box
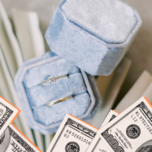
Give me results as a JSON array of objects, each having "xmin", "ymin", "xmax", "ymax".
[
  {"xmin": 98, "ymin": 97, "xmax": 152, "ymax": 152},
  {"xmin": 0, "ymin": 96, "xmax": 20, "ymax": 136},
  {"xmin": 47, "ymin": 114, "xmax": 98, "ymax": 152},
  {"xmin": 0, "ymin": 124, "xmax": 41, "ymax": 152},
  {"xmin": 87, "ymin": 110, "xmax": 119, "ymax": 152},
  {"xmin": 100, "ymin": 110, "xmax": 119, "ymax": 129}
]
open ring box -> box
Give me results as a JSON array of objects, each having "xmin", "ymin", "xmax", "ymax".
[
  {"xmin": 15, "ymin": 52, "xmax": 100, "ymax": 134},
  {"xmin": 45, "ymin": 0, "xmax": 142, "ymax": 76}
]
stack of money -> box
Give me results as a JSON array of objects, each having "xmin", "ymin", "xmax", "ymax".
[
  {"xmin": 47, "ymin": 96, "xmax": 152, "ymax": 152},
  {"xmin": 0, "ymin": 96, "xmax": 41, "ymax": 152}
]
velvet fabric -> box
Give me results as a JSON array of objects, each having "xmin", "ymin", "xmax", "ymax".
[
  {"xmin": 45, "ymin": 0, "xmax": 142, "ymax": 75},
  {"xmin": 25, "ymin": 73, "xmax": 86, "ymax": 109},
  {"xmin": 15, "ymin": 52, "xmax": 100, "ymax": 134}
]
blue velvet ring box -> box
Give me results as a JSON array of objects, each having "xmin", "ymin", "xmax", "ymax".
[
  {"xmin": 15, "ymin": 52, "xmax": 100, "ymax": 134},
  {"xmin": 45, "ymin": 0, "xmax": 142, "ymax": 76}
]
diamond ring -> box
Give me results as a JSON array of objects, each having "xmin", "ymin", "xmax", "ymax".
[{"xmin": 40, "ymin": 75, "xmax": 67, "ymax": 85}]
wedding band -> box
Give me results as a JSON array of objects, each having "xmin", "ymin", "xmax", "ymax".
[
  {"xmin": 41, "ymin": 75, "xmax": 67, "ymax": 85},
  {"xmin": 46, "ymin": 96, "xmax": 73, "ymax": 107}
]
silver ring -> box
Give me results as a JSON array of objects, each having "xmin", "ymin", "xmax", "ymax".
[
  {"xmin": 41, "ymin": 75, "xmax": 67, "ymax": 85},
  {"xmin": 46, "ymin": 96, "xmax": 73, "ymax": 107}
]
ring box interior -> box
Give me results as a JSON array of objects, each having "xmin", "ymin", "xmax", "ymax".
[{"xmin": 15, "ymin": 52, "xmax": 100, "ymax": 134}]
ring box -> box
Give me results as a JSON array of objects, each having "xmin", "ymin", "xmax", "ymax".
[
  {"xmin": 15, "ymin": 52, "xmax": 100, "ymax": 134},
  {"xmin": 45, "ymin": 0, "xmax": 141, "ymax": 75}
]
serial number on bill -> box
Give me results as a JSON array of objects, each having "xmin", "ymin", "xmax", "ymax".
[{"xmin": 64, "ymin": 129, "xmax": 91, "ymax": 145}]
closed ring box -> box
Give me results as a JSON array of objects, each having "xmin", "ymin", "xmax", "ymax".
[
  {"xmin": 45, "ymin": 0, "xmax": 142, "ymax": 76},
  {"xmin": 15, "ymin": 52, "xmax": 100, "ymax": 134}
]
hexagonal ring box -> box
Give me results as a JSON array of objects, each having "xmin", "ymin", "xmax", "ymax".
[
  {"xmin": 15, "ymin": 52, "xmax": 100, "ymax": 134},
  {"xmin": 45, "ymin": 0, "xmax": 142, "ymax": 75}
]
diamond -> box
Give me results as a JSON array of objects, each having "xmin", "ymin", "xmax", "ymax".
[{"xmin": 48, "ymin": 76, "xmax": 56, "ymax": 83}]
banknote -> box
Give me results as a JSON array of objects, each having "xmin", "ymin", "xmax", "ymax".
[
  {"xmin": 0, "ymin": 96, "xmax": 20, "ymax": 136},
  {"xmin": 46, "ymin": 114, "xmax": 98, "ymax": 152},
  {"xmin": 98, "ymin": 97, "xmax": 152, "ymax": 152},
  {"xmin": 100, "ymin": 110, "xmax": 119, "ymax": 129},
  {"xmin": 87, "ymin": 110, "xmax": 119, "ymax": 152},
  {"xmin": 0, "ymin": 124, "xmax": 41, "ymax": 152}
]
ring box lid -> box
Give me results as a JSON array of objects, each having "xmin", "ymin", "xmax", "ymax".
[
  {"xmin": 45, "ymin": 0, "xmax": 141, "ymax": 76},
  {"xmin": 61, "ymin": 0, "xmax": 139, "ymax": 45}
]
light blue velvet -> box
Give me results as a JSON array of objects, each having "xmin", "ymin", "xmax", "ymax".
[
  {"xmin": 23, "ymin": 58, "xmax": 79, "ymax": 88},
  {"xmin": 33, "ymin": 93, "xmax": 90, "ymax": 125},
  {"xmin": 45, "ymin": 0, "xmax": 142, "ymax": 76},
  {"xmin": 15, "ymin": 52, "xmax": 100, "ymax": 134},
  {"xmin": 25, "ymin": 73, "xmax": 86, "ymax": 108}
]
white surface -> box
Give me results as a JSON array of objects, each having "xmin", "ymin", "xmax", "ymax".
[
  {"xmin": 34, "ymin": 130, "xmax": 43, "ymax": 151},
  {"xmin": 0, "ymin": 64, "xmax": 22, "ymax": 131},
  {"xmin": 0, "ymin": 48, "xmax": 35, "ymax": 143},
  {"xmin": 0, "ymin": 7, "xmax": 18, "ymax": 78},
  {"xmin": 12, "ymin": 9, "xmax": 45, "ymax": 61},
  {"xmin": 45, "ymin": 134, "xmax": 51, "ymax": 150},
  {"xmin": 0, "ymin": 1, "xmax": 23, "ymax": 68},
  {"xmin": 0, "ymin": 64, "xmax": 13, "ymax": 103},
  {"xmin": 90, "ymin": 58, "xmax": 131, "ymax": 128}
]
